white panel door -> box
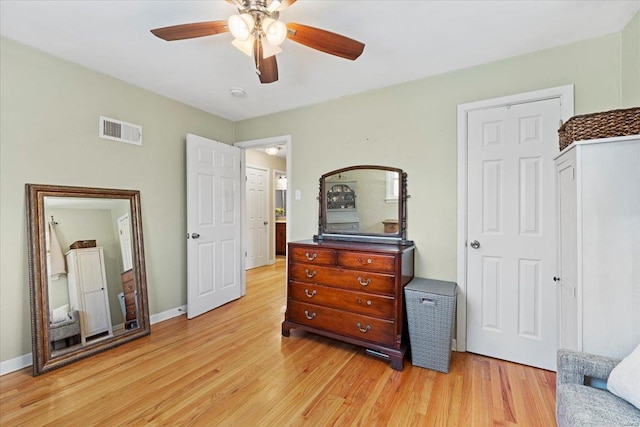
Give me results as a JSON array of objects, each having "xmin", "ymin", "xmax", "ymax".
[
  {"xmin": 187, "ymin": 134, "xmax": 243, "ymax": 319},
  {"xmin": 466, "ymin": 98, "xmax": 560, "ymax": 370},
  {"xmin": 246, "ymin": 166, "xmax": 268, "ymax": 270},
  {"xmin": 117, "ymin": 213, "xmax": 133, "ymax": 272},
  {"xmin": 556, "ymin": 155, "xmax": 579, "ymax": 351}
]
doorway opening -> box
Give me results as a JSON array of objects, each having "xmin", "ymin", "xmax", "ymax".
[{"xmin": 235, "ymin": 135, "xmax": 291, "ymax": 268}]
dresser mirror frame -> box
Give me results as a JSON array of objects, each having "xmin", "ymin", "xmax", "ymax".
[
  {"xmin": 314, "ymin": 165, "xmax": 412, "ymax": 245},
  {"xmin": 26, "ymin": 184, "xmax": 150, "ymax": 376}
]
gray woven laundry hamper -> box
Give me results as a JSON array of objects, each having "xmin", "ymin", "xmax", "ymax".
[{"xmin": 405, "ymin": 278, "xmax": 457, "ymax": 373}]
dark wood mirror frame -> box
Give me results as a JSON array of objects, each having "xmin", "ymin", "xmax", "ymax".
[
  {"xmin": 314, "ymin": 165, "xmax": 413, "ymax": 245},
  {"xmin": 26, "ymin": 184, "xmax": 150, "ymax": 376}
]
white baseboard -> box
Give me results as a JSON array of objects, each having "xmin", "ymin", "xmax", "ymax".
[
  {"xmin": 150, "ymin": 305, "xmax": 187, "ymax": 324},
  {"xmin": 0, "ymin": 353, "xmax": 33, "ymax": 376},
  {"xmin": 0, "ymin": 305, "xmax": 188, "ymax": 376}
]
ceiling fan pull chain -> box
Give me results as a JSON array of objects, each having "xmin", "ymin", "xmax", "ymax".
[{"xmin": 255, "ymin": 40, "xmax": 262, "ymax": 75}]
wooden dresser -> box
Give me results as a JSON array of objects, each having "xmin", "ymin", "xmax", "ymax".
[
  {"xmin": 282, "ymin": 239, "xmax": 415, "ymax": 370},
  {"xmin": 121, "ymin": 269, "xmax": 137, "ymax": 329}
]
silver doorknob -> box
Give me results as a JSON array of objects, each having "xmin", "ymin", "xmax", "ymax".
[
  {"xmin": 191, "ymin": 233, "xmax": 200, "ymax": 239},
  {"xmin": 470, "ymin": 240, "xmax": 480, "ymax": 249}
]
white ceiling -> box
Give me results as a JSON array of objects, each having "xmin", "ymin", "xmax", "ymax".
[{"xmin": 1, "ymin": 1, "xmax": 638, "ymax": 122}]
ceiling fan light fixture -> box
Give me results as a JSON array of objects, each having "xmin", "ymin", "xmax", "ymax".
[
  {"xmin": 262, "ymin": 17, "xmax": 287, "ymax": 46},
  {"xmin": 232, "ymin": 35, "xmax": 255, "ymax": 56},
  {"xmin": 261, "ymin": 40, "xmax": 282, "ymax": 58},
  {"xmin": 228, "ymin": 13, "xmax": 255, "ymax": 41}
]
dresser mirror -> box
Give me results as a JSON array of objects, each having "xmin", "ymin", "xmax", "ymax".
[
  {"xmin": 26, "ymin": 184, "xmax": 150, "ymax": 375},
  {"xmin": 315, "ymin": 165, "xmax": 411, "ymax": 244}
]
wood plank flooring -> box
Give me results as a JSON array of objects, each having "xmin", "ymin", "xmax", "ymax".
[{"xmin": 0, "ymin": 258, "xmax": 557, "ymax": 426}]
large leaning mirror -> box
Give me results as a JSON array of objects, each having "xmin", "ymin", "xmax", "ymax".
[
  {"xmin": 26, "ymin": 184, "xmax": 150, "ymax": 375},
  {"xmin": 314, "ymin": 165, "xmax": 412, "ymax": 245}
]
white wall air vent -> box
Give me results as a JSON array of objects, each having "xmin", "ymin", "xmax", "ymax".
[{"xmin": 99, "ymin": 116, "xmax": 142, "ymax": 146}]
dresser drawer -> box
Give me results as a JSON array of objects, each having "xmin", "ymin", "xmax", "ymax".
[
  {"xmin": 121, "ymin": 269, "xmax": 135, "ymax": 292},
  {"xmin": 289, "ymin": 281, "xmax": 394, "ymax": 319},
  {"xmin": 123, "ymin": 292, "xmax": 136, "ymax": 307},
  {"xmin": 287, "ymin": 300, "xmax": 395, "ymax": 346},
  {"xmin": 289, "ymin": 264, "xmax": 395, "ymax": 295},
  {"xmin": 337, "ymin": 251, "xmax": 396, "ymax": 273},
  {"xmin": 326, "ymin": 222, "xmax": 359, "ymax": 232},
  {"xmin": 125, "ymin": 304, "xmax": 137, "ymax": 321},
  {"xmin": 290, "ymin": 246, "xmax": 336, "ymax": 266}
]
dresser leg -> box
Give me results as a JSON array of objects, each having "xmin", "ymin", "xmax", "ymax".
[
  {"xmin": 281, "ymin": 321, "xmax": 291, "ymax": 337},
  {"xmin": 390, "ymin": 355, "xmax": 404, "ymax": 371}
]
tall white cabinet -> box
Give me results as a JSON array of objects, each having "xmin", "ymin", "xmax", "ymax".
[
  {"xmin": 66, "ymin": 247, "xmax": 113, "ymax": 344},
  {"xmin": 555, "ymin": 135, "xmax": 640, "ymax": 359}
]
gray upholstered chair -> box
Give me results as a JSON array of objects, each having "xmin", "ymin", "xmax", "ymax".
[
  {"xmin": 556, "ymin": 349, "xmax": 640, "ymax": 426},
  {"xmin": 50, "ymin": 310, "xmax": 81, "ymax": 347}
]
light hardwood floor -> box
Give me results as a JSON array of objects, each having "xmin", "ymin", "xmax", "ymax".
[{"xmin": 0, "ymin": 258, "xmax": 557, "ymax": 426}]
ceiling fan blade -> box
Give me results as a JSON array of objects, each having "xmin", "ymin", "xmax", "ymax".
[
  {"xmin": 150, "ymin": 21, "xmax": 229, "ymax": 41},
  {"xmin": 254, "ymin": 40, "xmax": 279, "ymax": 84},
  {"xmin": 286, "ymin": 23, "xmax": 364, "ymax": 60}
]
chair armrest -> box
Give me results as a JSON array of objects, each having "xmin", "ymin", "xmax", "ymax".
[
  {"xmin": 50, "ymin": 310, "xmax": 80, "ymax": 328},
  {"xmin": 557, "ymin": 349, "xmax": 621, "ymax": 385}
]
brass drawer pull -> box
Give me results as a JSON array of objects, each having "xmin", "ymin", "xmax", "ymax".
[
  {"xmin": 356, "ymin": 322, "xmax": 371, "ymax": 333},
  {"xmin": 357, "ymin": 277, "xmax": 371, "ymax": 286},
  {"xmin": 305, "ymin": 252, "xmax": 317, "ymax": 261},
  {"xmin": 305, "ymin": 269, "xmax": 317, "ymax": 278},
  {"xmin": 358, "ymin": 258, "xmax": 372, "ymax": 264},
  {"xmin": 304, "ymin": 310, "xmax": 316, "ymax": 320},
  {"xmin": 305, "ymin": 289, "xmax": 317, "ymax": 298}
]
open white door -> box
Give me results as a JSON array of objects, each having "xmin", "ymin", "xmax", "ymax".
[
  {"xmin": 186, "ymin": 134, "xmax": 244, "ymax": 319},
  {"xmin": 117, "ymin": 214, "xmax": 133, "ymax": 272}
]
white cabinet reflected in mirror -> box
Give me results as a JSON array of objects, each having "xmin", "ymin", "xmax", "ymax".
[{"xmin": 27, "ymin": 184, "xmax": 150, "ymax": 375}]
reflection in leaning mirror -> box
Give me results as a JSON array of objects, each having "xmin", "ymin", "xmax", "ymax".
[
  {"xmin": 45, "ymin": 197, "xmax": 135, "ymax": 356},
  {"xmin": 27, "ymin": 184, "xmax": 150, "ymax": 375}
]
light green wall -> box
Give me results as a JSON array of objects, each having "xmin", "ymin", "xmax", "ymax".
[
  {"xmin": 621, "ymin": 12, "xmax": 640, "ymax": 107},
  {"xmin": 0, "ymin": 37, "xmax": 234, "ymax": 361},
  {"xmin": 234, "ymin": 29, "xmax": 634, "ymax": 284}
]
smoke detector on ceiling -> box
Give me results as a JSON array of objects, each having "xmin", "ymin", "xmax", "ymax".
[{"xmin": 229, "ymin": 87, "xmax": 247, "ymax": 98}]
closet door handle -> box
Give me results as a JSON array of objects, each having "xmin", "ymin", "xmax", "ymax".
[{"xmin": 191, "ymin": 233, "xmax": 200, "ymax": 239}]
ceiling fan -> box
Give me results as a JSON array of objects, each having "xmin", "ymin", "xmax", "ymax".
[{"xmin": 150, "ymin": 0, "xmax": 365, "ymax": 84}]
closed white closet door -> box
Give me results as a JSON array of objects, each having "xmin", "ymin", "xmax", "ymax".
[{"xmin": 466, "ymin": 98, "xmax": 560, "ymax": 370}]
